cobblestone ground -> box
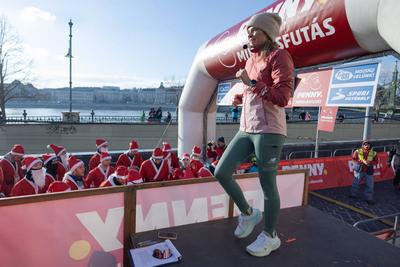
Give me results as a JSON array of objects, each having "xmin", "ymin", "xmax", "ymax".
[{"xmin": 308, "ymin": 180, "xmax": 400, "ymax": 233}]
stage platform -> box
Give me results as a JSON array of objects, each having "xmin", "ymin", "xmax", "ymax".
[{"xmin": 133, "ymin": 206, "xmax": 400, "ymax": 267}]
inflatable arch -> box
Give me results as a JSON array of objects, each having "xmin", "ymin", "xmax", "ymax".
[{"xmin": 178, "ymin": 0, "xmax": 400, "ymax": 156}]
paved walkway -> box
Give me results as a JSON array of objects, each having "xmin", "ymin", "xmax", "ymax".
[{"xmin": 309, "ymin": 180, "xmax": 400, "ymax": 233}]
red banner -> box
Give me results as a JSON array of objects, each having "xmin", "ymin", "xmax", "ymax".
[
  {"xmin": 292, "ymin": 69, "xmax": 332, "ymax": 107},
  {"xmin": 0, "ymin": 193, "xmax": 124, "ymax": 267},
  {"xmin": 317, "ymin": 106, "xmax": 338, "ymax": 132},
  {"xmin": 239, "ymin": 152, "xmax": 394, "ymax": 191}
]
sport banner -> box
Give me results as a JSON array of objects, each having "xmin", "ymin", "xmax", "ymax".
[
  {"xmin": 326, "ymin": 62, "xmax": 381, "ymax": 107},
  {"xmin": 279, "ymin": 152, "xmax": 394, "ymax": 191},
  {"xmin": 292, "ymin": 69, "xmax": 333, "ymax": 107},
  {"xmin": 0, "ymin": 193, "xmax": 125, "ymax": 267},
  {"xmin": 135, "ymin": 171, "xmax": 306, "ymax": 232},
  {"xmin": 239, "ymin": 152, "xmax": 394, "ymax": 191},
  {"xmin": 317, "ymin": 106, "xmax": 339, "ymax": 132}
]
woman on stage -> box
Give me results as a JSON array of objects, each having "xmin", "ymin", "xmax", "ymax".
[{"xmin": 214, "ymin": 12, "xmax": 294, "ymax": 257}]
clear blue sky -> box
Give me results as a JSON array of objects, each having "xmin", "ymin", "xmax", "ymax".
[
  {"xmin": 2, "ymin": 0, "xmax": 273, "ymax": 88},
  {"xmin": 1, "ymin": 0, "xmax": 398, "ymax": 89}
]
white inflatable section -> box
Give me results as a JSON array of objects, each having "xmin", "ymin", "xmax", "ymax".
[
  {"xmin": 178, "ymin": 43, "xmax": 218, "ymax": 156},
  {"xmin": 345, "ymin": 0, "xmax": 400, "ymax": 53},
  {"xmin": 376, "ymin": 0, "xmax": 400, "ymax": 54}
]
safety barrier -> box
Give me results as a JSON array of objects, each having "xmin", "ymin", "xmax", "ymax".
[{"xmin": 0, "ymin": 170, "xmax": 308, "ymax": 267}]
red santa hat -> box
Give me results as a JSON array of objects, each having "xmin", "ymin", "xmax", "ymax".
[
  {"xmin": 11, "ymin": 144, "xmax": 25, "ymax": 156},
  {"xmin": 42, "ymin": 153, "xmax": 57, "ymax": 165},
  {"xmin": 114, "ymin": 166, "xmax": 128, "ymax": 179},
  {"xmin": 211, "ymin": 160, "xmax": 219, "ymax": 168},
  {"xmin": 129, "ymin": 139, "xmax": 139, "ymax": 152},
  {"xmin": 68, "ymin": 156, "xmax": 84, "ymax": 173},
  {"xmin": 198, "ymin": 167, "xmax": 213, "ymax": 178},
  {"xmin": 22, "ymin": 156, "xmax": 42, "ymax": 172},
  {"xmin": 47, "ymin": 144, "xmax": 66, "ymax": 157},
  {"xmin": 162, "ymin": 142, "xmax": 171, "ymax": 152},
  {"xmin": 47, "ymin": 181, "xmax": 71, "ymax": 193},
  {"xmin": 101, "ymin": 151, "xmax": 112, "ymax": 162},
  {"xmin": 192, "ymin": 146, "xmax": 202, "ymax": 157},
  {"xmin": 181, "ymin": 153, "xmax": 190, "ymax": 160},
  {"xmin": 96, "ymin": 138, "xmax": 108, "ymax": 149},
  {"xmin": 152, "ymin": 148, "xmax": 164, "ymax": 160},
  {"xmin": 127, "ymin": 169, "xmax": 143, "ymax": 184}
]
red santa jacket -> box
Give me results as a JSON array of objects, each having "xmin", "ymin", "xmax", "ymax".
[
  {"xmin": 89, "ymin": 153, "xmax": 101, "ymax": 171},
  {"xmin": 56, "ymin": 162, "xmax": 68, "ymax": 181},
  {"xmin": 207, "ymin": 146, "xmax": 226, "ymax": 161},
  {"xmin": 63, "ymin": 173, "xmax": 88, "ymax": 191},
  {"xmin": 0, "ymin": 158, "xmax": 24, "ymax": 196},
  {"xmin": 189, "ymin": 159, "xmax": 204, "ymax": 178},
  {"xmin": 85, "ymin": 165, "xmax": 114, "ymax": 188},
  {"xmin": 139, "ymin": 159, "xmax": 170, "ymax": 183},
  {"xmin": 99, "ymin": 176, "xmax": 122, "ymax": 188},
  {"xmin": 39, "ymin": 174, "xmax": 56, "ymax": 194},
  {"xmin": 116, "ymin": 152, "xmax": 143, "ymax": 170},
  {"xmin": 164, "ymin": 152, "xmax": 180, "ymax": 173},
  {"xmin": 10, "ymin": 177, "xmax": 39, "ymax": 197}
]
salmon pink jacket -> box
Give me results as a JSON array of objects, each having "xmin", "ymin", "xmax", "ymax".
[{"xmin": 238, "ymin": 48, "xmax": 294, "ymax": 136}]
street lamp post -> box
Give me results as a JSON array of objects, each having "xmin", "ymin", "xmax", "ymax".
[{"xmin": 66, "ymin": 19, "xmax": 73, "ymax": 113}]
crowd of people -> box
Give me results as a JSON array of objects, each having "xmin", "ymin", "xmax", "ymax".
[{"xmin": 0, "ymin": 136, "xmax": 227, "ymax": 198}]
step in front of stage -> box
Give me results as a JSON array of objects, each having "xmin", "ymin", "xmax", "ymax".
[{"xmin": 133, "ymin": 206, "xmax": 400, "ymax": 267}]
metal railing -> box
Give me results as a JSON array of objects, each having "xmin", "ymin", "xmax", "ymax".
[
  {"xmin": 3, "ymin": 113, "xmax": 400, "ymax": 125},
  {"xmin": 353, "ymin": 212, "xmax": 400, "ymax": 246}
]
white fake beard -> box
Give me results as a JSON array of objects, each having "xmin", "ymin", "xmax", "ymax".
[
  {"xmin": 60, "ymin": 155, "xmax": 69, "ymax": 169},
  {"xmin": 100, "ymin": 147, "xmax": 108, "ymax": 153},
  {"xmin": 32, "ymin": 168, "xmax": 46, "ymax": 188}
]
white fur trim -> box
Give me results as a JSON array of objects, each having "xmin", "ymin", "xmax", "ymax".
[
  {"xmin": 43, "ymin": 155, "xmax": 56, "ymax": 165},
  {"xmin": 97, "ymin": 141, "xmax": 108, "ymax": 148},
  {"xmin": 69, "ymin": 161, "xmax": 84, "ymax": 173},
  {"xmin": 128, "ymin": 178, "xmax": 143, "ymax": 184},
  {"xmin": 25, "ymin": 158, "xmax": 42, "ymax": 172},
  {"xmin": 11, "ymin": 151, "xmax": 24, "ymax": 157},
  {"xmin": 101, "ymin": 156, "xmax": 112, "ymax": 162}
]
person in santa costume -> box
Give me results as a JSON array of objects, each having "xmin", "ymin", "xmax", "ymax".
[
  {"xmin": 197, "ymin": 166, "xmax": 214, "ymax": 178},
  {"xmin": 189, "ymin": 145, "xmax": 204, "ymax": 178},
  {"xmin": 0, "ymin": 144, "xmax": 25, "ymax": 196},
  {"xmin": 126, "ymin": 168, "xmax": 144, "ymax": 185},
  {"xmin": 47, "ymin": 181, "xmax": 71, "ymax": 193},
  {"xmin": 100, "ymin": 165, "xmax": 127, "ymax": 187},
  {"xmin": 86, "ymin": 151, "xmax": 115, "ymax": 188},
  {"xmin": 206, "ymin": 136, "xmax": 227, "ymax": 163},
  {"xmin": 63, "ymin": 156, "xmax": 87, "ymax": 190},
  {"xmin": 162, "ymin": 142, "xmax": 180, "ymax": 176},
  {"xmin": 11, "ymin": 156, "xmax": 47, "ymax": 197},
  {"xmin": 174, "ymin": 153, "xmax": 195, "ymax": 180},
  {"xmin": 47, "ymin": 144, "xmax": 69, "ymax": 181},
  {"xmin": 116, "ymin": 139, "xmax": 143, "ymax": 170},
  {"xmin": 89, "ymin": 138, "xmax": 109, "ymax": 171},
  {"xmin": 139, "ymin": 148, "xmax": 169, "ymax": 182},
  {"xmin": 42, "ymin": 152, "xmax": 58, "ymax": 179}
]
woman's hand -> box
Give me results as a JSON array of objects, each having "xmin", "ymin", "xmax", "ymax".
[{"xmin": 236, "ymin": 69, "xmax": 251, "ymax": 86}]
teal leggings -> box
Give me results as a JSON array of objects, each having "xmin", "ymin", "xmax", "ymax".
[{"xmin": 214, "ymin": 131, "xmax": 285, "ymax": 235}]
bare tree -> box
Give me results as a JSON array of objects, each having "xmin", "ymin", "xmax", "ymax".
[{"xmin": 0, "ymin": 16, "xmax": 32, "ymax": 122}]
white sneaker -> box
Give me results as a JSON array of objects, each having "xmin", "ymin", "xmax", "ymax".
[
  {"xmin": 234, "ymin": 208, "xmax": 262, "ymax": 238},
  {"xmin": 246, "ymin": 231, "xmax": 281, "ymax": 257}
]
